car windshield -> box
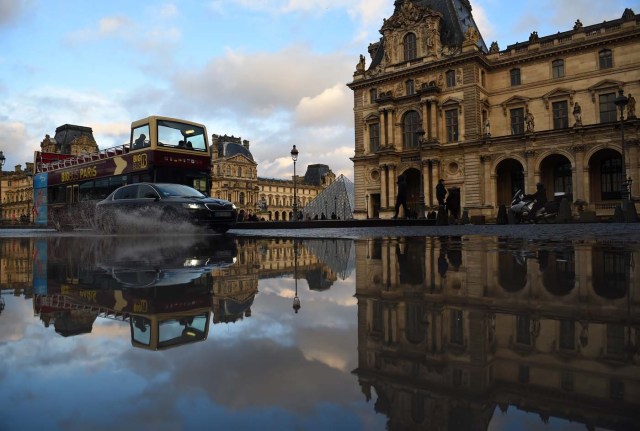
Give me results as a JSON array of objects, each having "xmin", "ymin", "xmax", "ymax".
[{"xmin": 155, "ymin": 184, "xmax": 206, "ymax": 198}]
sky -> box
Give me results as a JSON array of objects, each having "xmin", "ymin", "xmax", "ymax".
[{"xmin": 0, "ymin": 0, "xmax": 638, "ymax": 181}]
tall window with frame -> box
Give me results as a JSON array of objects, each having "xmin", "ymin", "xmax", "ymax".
[
  {"xmin": 554, "ymin": 161, "xmax": 573, "ymax": 195},
  {"xmin": 369, "ymin": 123, "xmax": 380, "ymax": 153},
  {"xmin": 405, "ymin": 79, "xmax": 415, "ymax": 96},
  {"xmin": 370, "ymin": 88, "xmax": 377, "ymax": 104},
  {"xmin": 403, "ymin": 110, "xmax": 420, "ymax": 149},
  {"xmin": 552, "ymin": 100, "xmax": 569, "ymax": 129},
  {"xmin": 445, "ymin": 108, "xmax": 459, "ymax": 142},
  {"xmin": 599, "ymin": 92, "xmax": 617, "ymax": 123},
  {"xmin": 446, "ymin": 70, "xmax": 456, "ymax": 87},
  {"xmin": 552, "ymin": 59, "xmax": 564, "ymax": 78},
  {"xmin": 404, "ymin": 33, "xmax": 417, "ymax": 61},
  {"xmin": 510, "ymin": 68, "xmax": 521, "ymax": 86},
  {"xmin": 599, "ymin": 49, "xmax": 613, "ymax": 69},
  {"xmin": 601, "ymin": 158, "xmax": 622, "ymax": 200},
  {"xmin": 510, "ymin": 107, "xmax": 525, "ymax": 135}
]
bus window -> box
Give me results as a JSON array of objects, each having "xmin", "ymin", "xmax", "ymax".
[
  {"xmin": 65, "ymin": 185, "xmax": 79, "ymax": 204},
  {"xmin": 131, "ymin": 124, "xmax": 150, "ymax": 150},
  {"xmin": 157, "ymin": 119, "xmax": 206, "ymax": 151},
  {"xmin": 79, "ymin": 181, "xmax": 94, "ymax": 201},
  {"xmin": 132, "ymin": 317, "xmax": 152, "ymax": 346}
]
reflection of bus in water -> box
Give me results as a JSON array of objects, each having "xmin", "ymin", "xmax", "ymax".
[
  {"xmin": 32, "ymin": 235, "xmax": 239, "ymax": 350},
  {"xmin": 33, "ymin": 116, "xmax": 213, "ymax": 230},
  {"xmin": 34, "ymin": 285, "xmax": 212, "ymax": 350}
]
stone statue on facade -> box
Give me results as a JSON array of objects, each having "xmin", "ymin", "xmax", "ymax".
[
  {"xmin": 573, "ymin": 102, "xmax": 582, "ymax": 126},
  {"xmin": 356, "ymin": 54, "xmax": 365, "ymax": 73},
  {"xmin": 628, "ymin": 94, "xmax": 636, "ymax": 118},
  {"xmin": 483, "ymin": 118, "xmax": 491, "ymax": 136},
  {"xmin": 489, "ymin": 41, "xmax": 500, "ymax": 53},
  {"xmin": 525, "ymin": 111, "xmax": 535, "ymax": 133}
]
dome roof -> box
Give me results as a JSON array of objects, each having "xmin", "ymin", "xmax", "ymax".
[{"xmin": 222, "ymin": 142, "xmax": 254, "ymax": 161}]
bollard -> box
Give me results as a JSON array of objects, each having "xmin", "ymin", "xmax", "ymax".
[
  {"xmin": 436, "ymin": 206, "xmax": 448, "ymax": 225},
  {"xmin": 496, "ymin": 204, "xmax": 508, "ymax": 225},
  {"xmin": 556, "ymin": 198, "xmax": 572, "ymax": 223}
]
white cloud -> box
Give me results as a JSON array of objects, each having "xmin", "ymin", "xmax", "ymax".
[
  {"xmin": 294, "ymin": 84, "xmax": 352, "ymax": 127},
  {"xmin": 159, "ymin": 3, "xmax": 178, "ymax": 18},
  {"xmin": 98, "ymin": 15, "xmax": 129, "ymax": 35}
]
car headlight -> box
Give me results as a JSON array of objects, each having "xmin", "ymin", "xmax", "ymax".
[
  {"xmin": 232, "ymin": 203, "xmax": 237, "ymax": 210},
  {"xmin": 182, "ymin": 203, "xmax": 205, "ymax": 210}
]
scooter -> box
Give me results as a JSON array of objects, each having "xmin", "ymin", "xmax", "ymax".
[{"xmin": 509, "ymin": 190, "xmax": 561, "ymax": 223}]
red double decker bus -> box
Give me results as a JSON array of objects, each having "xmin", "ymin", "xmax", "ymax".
[{"xmin": 33, "ymin": 116, "xmax": 213, "ymax": 230}]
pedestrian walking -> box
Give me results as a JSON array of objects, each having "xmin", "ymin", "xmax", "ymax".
[
  {"xmin": 393, "ymin": 174, "xmax": 408, "ymax": 219},
  {"xmin": 436, "ymin": 179, "xmax": 447, "ymax": 207}
]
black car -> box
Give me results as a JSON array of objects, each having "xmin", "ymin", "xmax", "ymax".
[{"xmin": 95, "ymin": 183, "xmax": 237, "ymax": 233}]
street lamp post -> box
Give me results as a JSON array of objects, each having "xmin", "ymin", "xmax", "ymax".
[
  {"xmin": 290, "ymin": 145, "xmax": 299, "ymax": 221},
  {"xmin": 614, "ymin": 90, "xmax": 637, "ymax": 222},
  {"xmin": 0, "ymin": 151, "xmax": 5, "ymax": 224},
  {"xmin": 416, "ymin": 128, "xmax": 426, "ymax": 219}
]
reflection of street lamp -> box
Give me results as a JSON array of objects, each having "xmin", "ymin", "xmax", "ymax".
[
  {"xmin": 0, "ymin": 150, "xmax": 5, "ymax": 223},
  {"xmin": 365, "ymin": 194, "xmax": 369, "ymax": 219},
  {"xmin": 291, "ymin": 145, "xmax": 299, "ymax": 221},
  {"xmin": 293, "ymin": 239, "xmax": 301, "ymax": 313}
]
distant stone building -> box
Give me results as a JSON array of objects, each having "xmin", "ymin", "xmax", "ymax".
[
  {"xmin": 39, "ymin": 124, "xmax": 99, "ymax": 156},
  {"xmin": 211, "ymin": 134, "xmax": 335, "ymax": 220},
  {"xmin": 0, "ymin": 163, "xmax": 34, "ymax": 223},
  {"xmin": 348, "ymin": 1, "xmax": 640, "ymax": 220}
]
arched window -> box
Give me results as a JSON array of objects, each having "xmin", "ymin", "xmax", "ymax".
[
  {"xmin": 403, "ymin": 110, "xmax": 420, "ymax": 149},
  {"xmin": 239, "ymin": 192, "xmax": 245, "ymax": 204},
  {"xmin": 404, "ymin": 33, "xmax": 417, "ymax": 61}
]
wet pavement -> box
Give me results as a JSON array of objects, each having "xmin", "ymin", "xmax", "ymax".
[{"xmin": 1, "ymin": 225, "xmax": 639, "ymax": 430}]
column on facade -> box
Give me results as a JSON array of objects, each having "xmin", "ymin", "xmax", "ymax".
[
  {"xmin": 630, "ymin": 143, "xmax": 639, "ymax": 199},
  {"xmin": 389, "ymin": 109, "xmax": 398, "ymax": 151},
  {"xmin": 525, "ymin": 151, "xmax": 537, "ymax": 190},
  {"xmin": 572, "ymin": 145, "xmax": 586, "ymax": 202},
  {"xmin": 429, "ymin": 98, "xmax": 440, "ymax": 141},
  {"xmin": 421, "ymin": 100, "xmax": 429, "ymax": 139},
  {"xmin": 380, "ymin": 164, "xmax": 388, "ymax": 209},
  {"xmin": 480, "ymin": 155, "xmax": 492, "ymax": 205},
  {"xmin": 422, "ymin": 159, "xmax": 431, "ymax": 208},
  {"xmin": 379, "ymin": 108, "xmax": 387, "ymax": 148},
  {"xmin": 389, "ymin": 164, "xmax": 397, "ymax": 208},
  {"xmin": 430, "ymin": 159, "xmax": 440, "ymax": 194}
]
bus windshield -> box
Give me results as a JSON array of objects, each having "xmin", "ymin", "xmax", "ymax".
[{"xmin": 157, "ymin": 119, "xmax": 207, "ymax": 151}]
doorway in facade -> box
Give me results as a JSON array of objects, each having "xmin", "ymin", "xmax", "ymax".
[
  {"xmin": 540, "ymin": 154, "xmax": 573, "ymax": 202},
  {"xmin": 496, "ymin": 159, "xmax": 525, "ymax": 205},
  {"xmin": 402, "ymin": 168, "xmax": 421, "ymax": 218}
]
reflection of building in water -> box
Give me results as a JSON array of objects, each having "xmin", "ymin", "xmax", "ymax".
[
  {"xmin": 354, "ymin": 237, "xmax": 640, "ymax": 430},
  {"xmin": 0, "ymin": 238, "xmax": 34, "ymax": 298}
]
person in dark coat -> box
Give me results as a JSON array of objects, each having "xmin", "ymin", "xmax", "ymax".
[
  {"xmin": 393, "ymin": 174, "xmax": 408, "ymax": 219},
  {"xmin": 524, "ymin": 183, "xmax": 548, "ymax": 221},
  {"xmin": 436, "ymin": 179, "xmax": 447, "ymax": 207}
]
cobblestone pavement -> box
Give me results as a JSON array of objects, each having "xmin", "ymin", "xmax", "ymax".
[{"xmin": 230, "ymin": 223, "xmax": 640, "ymax": 242}]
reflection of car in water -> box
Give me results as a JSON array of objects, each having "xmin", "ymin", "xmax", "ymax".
[{"xmin": 33, "ymin": 235, "xmax": 239, "ymax": 350}]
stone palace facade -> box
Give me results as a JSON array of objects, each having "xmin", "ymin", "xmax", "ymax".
[{"xmin": 348, "ymin": 0, "xmax": 640, "ymax": 220}]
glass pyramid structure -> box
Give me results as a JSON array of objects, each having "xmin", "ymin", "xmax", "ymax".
[{"xmin": 301, "ymin": 174, "xmax": 354, "ymax": 220}]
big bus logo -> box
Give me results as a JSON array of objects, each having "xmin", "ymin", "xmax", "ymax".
[
  {"xmin": 133, "ymin": 154, "xmax": 148, "ymax": 169},
  {"xmin": 61, "ymin": 166, "xmax": 97, "ymax": 183}
]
